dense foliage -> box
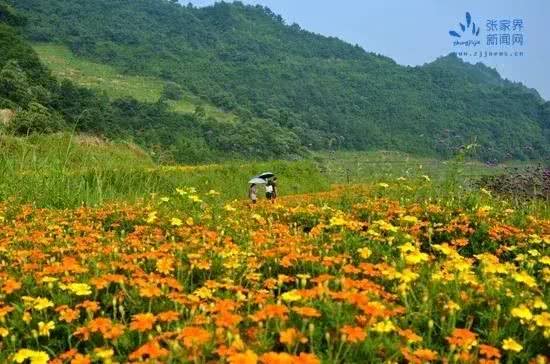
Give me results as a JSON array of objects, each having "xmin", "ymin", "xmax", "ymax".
[
  {"xmin": 0, "ymin": 3, "xmax": 304, "ymax": 162},
  {"xmin": 7, "ymin": 0, "xmax": 550, "ymax": 161}
]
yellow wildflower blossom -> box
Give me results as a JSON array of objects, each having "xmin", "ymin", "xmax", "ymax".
[{"xmin": 502, "ymin": 338, "xmax": 523, "ymax": 352}]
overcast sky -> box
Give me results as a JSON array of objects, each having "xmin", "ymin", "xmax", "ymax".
[{"xmin": 188, "ymin": 0, "xmax": 550, "ymax": 100}]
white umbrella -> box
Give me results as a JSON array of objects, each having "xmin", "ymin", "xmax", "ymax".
[{"xmin": 249, "ymin": 177, "xmax": 267, "ymax": 184}]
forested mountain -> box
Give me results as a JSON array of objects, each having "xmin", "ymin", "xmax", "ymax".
[
  {"xmin": 4, "ymin": 0, "xmax": 550, "ymax": 161},
  {"xmin": 0, "ymin": 2, "xmax": 303, "ymax": 163}
]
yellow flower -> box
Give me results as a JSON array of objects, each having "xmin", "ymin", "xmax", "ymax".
[
  {"xmin": 94, "ymin": 347, "xmax": 115, "ymax": 360},
  {"xmin": 146, "ymin": 211, "xmax": 157, "ymax": 223},
  {"xmin": 357, "ymin": 247, "xmax": 372, "ymax": 259},
  {"xmin": 374, "ymin": 220, "xmax": 398, "ymax": 232},
  {"xmin": 40, "ymin": 276, "xmax": 58, "ymax": 284},
  {"xmin": 281, "ymin": 290, "xmax": 302, "ymax": 303},
  {"xmin": 224, "ymin": 204, "xmax": 236, "ymax": 212},
  {"xmin": 404, "ymin": 250, "xmax": 429, "ymax": 265},
  {"xmin": 38, "ymin": 321, "xmax": 55, "ymax": 336},
  {"xmin": 329, "ymin": 215, "xmax": 346, "ymax": 227},
  {"xmin": 539, "ymin": 256, "xmax": 550, "ymax": 266},
  {"xmin": 513, "ymin": 271, "xmax": 537, "ymax": 288},
  {"xmin": 192, "ymin": 287, "xmax": 213, "ymax": 299},
  {"xmin": 32, "ymin": 297, "xmax": 54, "ymax": 311},
  {"xmin": 528, "ymin": 249, "xmax": 540, "ymax": 257},
  {"xmin": 444, "ymin": 300, "xmax": 461, "ymax": 313},
  {"xmin": 400, "ymin": 215, "xmax": 418, "ymax": 224},
  {"xmin": 534, "ymin": 312, "xmax": 550, "ymax": 328},
  {"xmin": 186, "ymin": 217, "xmax": 194, "ymax": 226},
  {"xmin": 372, "ymin": 320, "xmax": 396, "ymax": 333},
  {"xmin": 65, "ymin": 283, "xmax": 92, "ymax": 296},
  {"xmin": 13, "ymin": 349, "xmax": 49, "ymax": 364},
  {"xmin": 511, "ymin": 305, "xmax": 533, "ymax": 321},
  {"xmin": 502, "ymin": 338, "xmax": 523, "ymax": 352},
  {"xmin": 0, "ymin": 327, "xmax": 8, "ymax": 337},
  {"xmin": 433, "ymin": 244, "xmax": 454, "ymax": 256},
  {"xmin": 22, "ymin": 311, "xmax": 31, "ymax": 324},
  {"xmin": 533, "ymin": 298, "xmax": 548, "ymax": 310},
  {"xmin": 171, "ymin": 217, "xmax": 183, "ymax": 226},
  {"xmin": 160, "ymin": 197, "xmax": 170, "ymax": 202},
  {"xmin": 399, "ymin": 269, "xmax": 419, "ymax": 283},
  {"xmin": 377, "ymin": 183, "xmax": 389, "ymax": 188},
  {"xmin": 188, "ymin": 194, "xmax": 203, "ymax": 203},
  {"xmin": 478, "ymin": 205, "xmax": 492, "ymax": 212}
]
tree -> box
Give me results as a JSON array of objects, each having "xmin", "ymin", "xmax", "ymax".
[
  {"xmin": 0, "ymin": 60, "xmax": 32, "ymax": 107},
  {"xmin": 162, "ymin": 81, "xmax": 184, "ymax": 101},
  {"xmin": 8, "ymin": 101, "xmax": 65, "ymax": 135}
]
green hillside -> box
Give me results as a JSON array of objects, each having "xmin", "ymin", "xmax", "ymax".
[
  {"xmin": 33, "ymin": 43, "xmax": 236, "ymax": 121},
  {"xmin": 8, "ymin": 0, "xmax": 549, "ymax": 162},
  {"xmin": 0, "ymin": 3, "xmax": 303, "ymax": 163}
]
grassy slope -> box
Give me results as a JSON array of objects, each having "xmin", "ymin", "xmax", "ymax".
[
  {"xmin": 0, "ymin": 133, "xmax": 329, "ymax": 208},
  {"xmin": 32, "ymin": 43, "xmax": 237, "ymax": 122}
]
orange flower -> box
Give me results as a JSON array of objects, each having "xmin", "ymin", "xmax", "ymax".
[
  {"xmin": 279, "ymin": 328, "xmax": 307, "ymax": 346},
  {"xmin": 57, "ymin": 349, "xmax": 78, "ymax": 361},
  {"xmin": 157, "ymin": 310, "xmax": 180, "ymax": 323},
  {"xmin": 401, "ymin": 348, "xmax": 438, "ymax": 364},
  {"xmin": 292, "ymin": 307, "xmax": 321, "ymax": 318},
  {"xmin": 71, "ymin": 354, "xmax": 91, "ymax": 364},
  {"xmin": 259, "ymin": 352, "xmax": 294, "ymax": 364},
  {"xmin": 180, "ymin": 326, "xmax": 211, "ymax": 349},
  {"xmin": 76, "ymin": 300, "xmax": 100, "ymax": 313},
  {"xmin": 228, "ymin": 350, "xmax": 258, "ymax": 364},
  {"xmin": 414, "ymin": 349, "xmax": 438, "ymax": 362},
  {"xmin": 250, "ymin": 304, "xmax": 289, "ymax": 322},
  {"xmin": 479, "ymin": 344, "xmax": 501, "ymax": 359},
  {"xmin": 215, "ymin": 311, "xmax": 242, "ymax": 328},
  {"xmin": 58, "ymin": 308, "xmax": 80, "ymax": 323},
  {"xmin": 139, "ymin": 284, "xmax": 162, "ymax": 298},
  {"xmin": 293, "ymin": 353, "xmax": 320, "ymax": 364},
  {"xmin": 88, "ymin": 318, "xmax": 113, "ymax": 334},
  {"xmin": 156, "ymin": 257, "xmax": 174, "ymax": 274},
  {"xmin": 2, "ymin": 279, "xmax": 21, "ymax": 294},
  {"xmin": 340, "ymin": 325, "xmax": 366, "ymax": 343},
  {"xmin": 73, "ymin": 327, "xmax": 90, "ymax": 341},
  {"xmin": 446, "ymin": 328, "xmax": 478, "ymax": 350},
  {"xmin": 103, "ymin": 323, "xmax": 125, "ymax": 340},
  {"xmin": 130, "ymin": 313, "xmax": 156, "ymax": 332},
  {"xmin": 128, "ymin": 341, "xmax": 169, "ymax": 361},
  {"xmin": 398, "ymin": 329, "xmax": 422, "ymax": 343}
]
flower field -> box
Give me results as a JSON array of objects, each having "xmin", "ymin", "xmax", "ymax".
[{"xmin": 0, "ymin": 183, "xmax": 548, "ymax": 363}]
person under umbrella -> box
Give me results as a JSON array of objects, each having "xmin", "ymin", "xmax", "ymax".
[
  {"xmin": 249, "ymin": 183, "xmax": 258, "ymax": 206},
  {"xmin": 265, "ymin": 180, "xmax": 274, "ymax": 202},
  {"xmin": 248, "ymin": 177, "xmax": 266, "ymax": 206}
]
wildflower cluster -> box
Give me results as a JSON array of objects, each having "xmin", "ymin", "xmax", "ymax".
[{"xmin": 0, "ymin": 184, "xmax": 548, "ymax": 363}]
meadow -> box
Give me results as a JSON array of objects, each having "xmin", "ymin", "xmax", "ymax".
[
  {"xmin": 0, "ymin": 135, "xmax": 548, "ymax": 363},
  {"xmin": 32, "ymin": 44, "xmax": 237, "ymax": 122}
]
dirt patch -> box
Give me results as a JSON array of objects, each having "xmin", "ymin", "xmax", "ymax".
[{"xmin": 0, "ymin": 109, "xmax": 15, "ymax": 125}]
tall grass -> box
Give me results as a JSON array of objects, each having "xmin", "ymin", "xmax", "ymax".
[
  {"xmin": 0, "ymin": 134, "xmax": 329, "ymax": 208},
  {"xmin": 314, "ymin": 151, "xmax": 549, "ymax": 218}
]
